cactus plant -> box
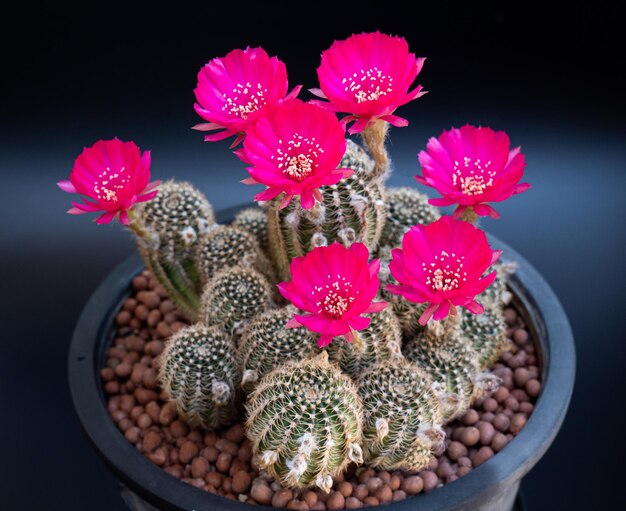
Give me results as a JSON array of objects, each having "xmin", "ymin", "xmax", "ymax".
[
  {"xmin": 232, "ymin": 207, "xmax": 269, "ymax": 251},
  {"xmin": 195, "ymin": 225, "xmax": 275, "ymax": 285},
  {"xmin": 479, "ymin": 261, "xmax": 517, "ymax": 310},
  {"xmin": 200, "ymin": 266, "xmax": 272, "ymax": 335},
  {"xmin": 380, "ymin": 187, "xmax": 441, "ymax": 248},
  {"xmin": 238, "ymin": 306, "xmax": 316, "ymax": 392},
  {"xmin": 403, "ymin": 328, "xmax": 501, "ymax": 423},
  {"xmin": 323, "ymin": 305, "xmax": 403, "ymax": 378},
  {"xmin": 134, "ymin": 180, "xmax": 215, "ymax": 320},
  {"xmin": 158, "ymin": 324, "xmax": 238, "ymax": 430},
  {"xmin": 245, "ymin": 351, "xmax": 364, "ymax": 492},
  {"xmin": 267, "ymin": 140, "xmax": 387, "ymax": 280},
  {"xmin": 461, "ymin": 307, "xmax": 510, "ymax": 369},
  {"xmin": 357, "ymin": 358, "xmax": 446, "ymax": 471}
]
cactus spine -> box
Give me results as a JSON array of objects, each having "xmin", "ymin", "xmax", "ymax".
[
  {"xmin": 267, "ymin": 140, "xmax": 387, "ymax": 279},
  {"xmin": 159, "ymin": 324, "xmax": 238, "ymax": 430},
  {"xmin": 357, "ymin": 359, "xmax": 445, "ymax": 471},
  {"xmin": 324, "ymin": 305, "xmax": 403, "ymax": 378},
  {"xmin": 461, "ymin": 307, "xmax": 510, "ymax": 369},
  {"xmin": 245, "ymin": 352, "xmax": 363, "ymax": 492},
  {"xmin": 200, "ymin": 266, "xmax": 272, "ymax": 335},
  {"xmin": 134, "ymin": 180, "xmax": 215, "ymax": 321},
  {"xmin": 232, "ymin": 207, "xmax": 269, "ymax": 252},
  {"xmin": 238, "ymin": 306, "xmax": 316, "ymax": 393}
]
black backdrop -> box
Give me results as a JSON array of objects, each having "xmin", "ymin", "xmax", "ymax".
[{"xmin": 1, "ymin": 3, "xmax": 624, "ymax": 510}]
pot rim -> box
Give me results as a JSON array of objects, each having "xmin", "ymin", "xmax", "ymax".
[{"xmin": 68, "ymin": 204, "xmax": 575, "ymax": 511}]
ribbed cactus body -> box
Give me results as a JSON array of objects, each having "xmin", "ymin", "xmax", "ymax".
[
  {"xmin": 200, "ymin": 267, "xmax": 272, "ymax": 335},
  {"xmin": 324, "ymin": 305, "xmax": 403, "ymax": 378},
  {"xmin": 238, "ymin": 306, "xmax": 316, "ymax": 393},
  {"xmin": 357, "ymin": 360, "xmax": 445, "ymax": 471},
  {"xmin": 380, "ymin": 187, "xmax": 441, "ymax": 248},
  {"xmin": 245, "ymin": 352, "xmax": 363, "ymax": 492},
  {"xmin": 232, "ymin": 207, "xmax": 269, "ymax": 252},
  {"xmin": 196, "ymin": 225, "xmax": 274, "ymax": 285},
  {"xmin": 158, "ymin": 325, "xmax": 238, "ymax": 430},
  {"xmin": 135, "ymin": 181, "xmax": 215, "ymax": 321},
  {"xmin": 461, "ymin": 307, "xmax": 509, "ymax": 369},
  {"xmin": 267, "ymin": 140, "xmax": 387, "ymax": 280},
  {"xmin": 479, "ymin": 261, "xmax": 517, "ymax": 310}
]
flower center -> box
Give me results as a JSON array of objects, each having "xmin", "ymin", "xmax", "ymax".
[
  {"xmin": 452, "ymin": 157, "xmax": 496, "ymax": 196},
  {"xmin": 93, "ymin": 166, "xmax": 130, "ymax": 203},
  {"xmin": 222, "ymin": 82, "xmax": 268, "ymax": 119},
  {"xmin": 274, "ymin": 133, "xmax": 324, "ymax": 182},
  {"xmin": 422, "ymin": 250, "xmax": 468, "ymax": 293},
  {"xmin": 314, "ymin": 276, "xmax": 356, "ymax": 319},
  {"xmin": 342, "ymin": 67, "xmax": 394, "ymax": 103}
]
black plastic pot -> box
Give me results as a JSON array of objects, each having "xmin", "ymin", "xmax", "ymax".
[{"xmin": 68, "ymin": 205, "xmax": 575, "ymax": 511}]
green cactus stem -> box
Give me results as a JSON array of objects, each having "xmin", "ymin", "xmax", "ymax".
[
  {"xmin": 232, "ymin": 207, "xmax": 269, "ymax": 252},
  {"xmin": 245, "ymin": 351, "xmax": 363, "ymax": 492},
  {"xmin": 461, "ymin": 307, "xmax": 510, "ymax": 370}
]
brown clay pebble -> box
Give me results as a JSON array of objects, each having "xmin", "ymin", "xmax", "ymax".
[
  {"xmin": 216, "ymin": 438, "xmax": 239, "ymax": 456},
  {"xmin": 462, "ymin": 408, "xmax": 479, "ymax": 426},
  {"xmin": 191, "ymin": 457, "xmax": 210, "ymax": 479},
  {"xmin": 224, "ymin": 423, "xmax": 246, "ymax": 443},
  {"xmin": 461, "ymin": 426, "xmax": 480, "ymax": 446},
  {"xmin": 345, "ymin": 497, "xmax": 362, "ymax": 509},
  {"xmin": 149, "ymin": 447, "xmax": 168, "ymax": 466},
  {"xmin": 179, "ymin": 441, "xmax": 199, "ymax": 464},
  {"xmin": 472, "ymin": 446, "xmax": 494, "ymax": 466},
  {"xmin": 493, "ymin": 413, "xmax": 511, "ymax": 432},
  {"xmin": 447, "ymin": 441, "xmax": 468, "ymax": 461},
  {"xmin": 353, "ymin": 484, "xmax": 368, "ymax": 500},
  {"xmin": 125, "ymin": 427, "xmax": 141, "ymax": 444},
  {"xmin": 327, "ymin": 492, "xmax": 345, "ymax": 510},
  {"xmin": 170, "ymin": 420, "xmax": 189, "ymax": 438},
  {"xmin": 251, "ymin": 484, "xmax": 273, "ymax": 505},
  {"xmin": 303, "ymin": 491, "xmax": 318, "ymax": 507},
  {"xmin": 482, "ymin": 397, "xmax": 498, "ymax": 413},
  {"xmin": 232, "ymin": 471, "xmax": 252, "ymax": 494},
  {"xmin": 143, "ymin": 431, "xmax": 162, "ymax": 452},
  {"xmin": 526, "ymin": 379, "xmax": 541, "ymax": 397},
  {"xmin": 272, "ymin": 489, "xmax": 293, "ymax": 508},
  {"xmin": 159, "ymin": 402, "xmax": 177, "ymax": 425},
  {"xmin": 366, "ymin": 477, "xmax": 383, "ymax": 494},
  {"xmin": 337, "ymin": 481, "xmax": 352, "ymax": 498},
  {"xmin": 503, "ymin": 308, "xmax": 517, "ymax": 326},
  {"xmin": 287, "ymin": 500, "xmax": 308, "ymax": 510},
  {"xmin": 422, "ymin": 471, "xmax": 440, "ymax": 492},
  {"xmin": 137, "ymin": 413, "xmax": 152, "ymax": 429},
  {"xmin": 363, "ymin": 496, "xmax": 379, "ymax": 506},
  {"xmin": 216, "ymin": 452, "xmax": 233, "ymax": 473},
  {"xmin": 478, "ymin": 422, "xmax": 496, "ymax": 445},
  {"xmin": 491, "ymin": 432, "xmax": 509, "ymax": 452},
  {"xmin": 392, "ymin": 490, "xmax": 407, "ymax": 502},
  {"xmin": 374, "ymin": 485, "xmax": 393, "ymax": 504},
  {"xmin": 510, "ymin": 413, "xmax": 528, "ymax": 434},
  {"xmin": 205, "ymin": 471, "xmax": 222, "ymax": 488},
  {"xmin": 116, "ymin": 310, "xmax": 132, "ymax": 326}
]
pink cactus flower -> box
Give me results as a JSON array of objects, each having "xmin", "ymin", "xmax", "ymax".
[
  {"xmin": 193, "ymin": 47, "xmax": 301, "ymax": 146},
  {"xmin": 386, "ymin": 216, "xmax": 502, "ymax": 325},
  {"xmin": 416, "ymin": 125, "xmax": 531, "ymax": 219},
  {"xmin": 237, "ymin": 99, "xmax": 352, "ymax": 209},
  {"xmin": 310, "ymin": 32, "xmax": 426, "ymax": 134},
  {"xmin": 278, "ymin": 242, "xmax": 387, "ymax": 348},
  {"xmin": 57, "ymin": 138, "xmax": 159, "ymax": 225}
]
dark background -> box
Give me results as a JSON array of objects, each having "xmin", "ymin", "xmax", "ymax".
[{"xmin": 2, "ymin": 3, "xmax": 624, "ymax": 509}]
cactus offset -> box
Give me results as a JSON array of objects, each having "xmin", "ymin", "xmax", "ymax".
[
  {"xmin": 134, "ymin": 180, "xmax": 215, "ymax": 321},
  {"xmin": 238, "ymin": 306, "xmax": 316, "ymax": 393},
  {"xmin": 233, "ymin": 207, "xmax": 269, "ymax": 252},
  {"xmin": 357, "ymin": 358, "xmax": 445, "ymax": 471},
  {"xmin": 324, "ymin": 305, "xmax": 403, "ymax": 378},
  {"xmin": 245, "ymin": 352, "xmax": 363, "ymax": 492},
  {"xmin": 158, "ymin": 324, "xmax": 238, "ymax": 430},
  {"xmin": 196, "ymin": 225, "xmax": 275, "ymax": 285},
  {"xmin": 200, "ymin": 267, "xmax": 272, "ymax": 335},
  {"xmin": 461, "ymin": 307, "xmax": 510, "ymax": 369},
  {"xmin": 379, "ymin": 187, "xmax": 441, "ymax": 248},
  {"xmin": 479, "ymin": 261, "xmax": 517, "ymax": 310},
  {"xmin": 267, "ymin": 140, "xmax": 387, "ymax": 279}
]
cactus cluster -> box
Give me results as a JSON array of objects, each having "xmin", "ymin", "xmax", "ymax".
[
  {"xmin": 158, "ymin": 324, "xmax": 238, "ymax": 430},
  {"xmin": 233, "ymin": 207, "xmax": 269, "ymax": 251},
  {"xmin": 245, "ymin": 352, "xmax": 363, "ymax": 492},
  {"xmin": 267, "ymin": 140, "xmax": 387, "ymax": 280}
]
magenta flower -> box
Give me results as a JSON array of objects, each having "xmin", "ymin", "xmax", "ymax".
[
  {"xmin": 310, "ymin": 32, "xmax": 426, "ymax": 134},
  {"xmin": 57, "ymin": 139, "xmax": 159, "ymax": 225},
  {"xmin": 416, "ymin": 125, "xmax": 531, "ymax": 219},
  {"xmin": 193, "ymin": 47, "xmax": 301, "ymax": 146},
  {"xmin": 386, "ymin": 216, "xmax": 501, "ymax": 325},
  {"xmin": 278, "ymin": 242, "xmax": 387, "ymax": 348},
  {"xmin": 237, "ymin": 99, "xmax": 352, "ymax": 209}
]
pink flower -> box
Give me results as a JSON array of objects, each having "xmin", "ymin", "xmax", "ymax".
[
  {"xmin": 57, "ymin": 139, "xmax": 159, "ymax": 225},
  {"xmin": 193, "ymin": 47, "xmax": 301, "ymax": 146},
  {"xmin": 310, "ymin": 32, "xmax": 426, "ymax": 134},
  {"xmin": 386, "ymin": 216, "xmax": 501, "ymax": 325},
  {"xmin": 237, "ymin": 99, "xmax": 353, "ymax": 209},
  {"xmin": 416, "ymin": 125, "xmax": 531, "ymax": 219},
  {"xmin": 278, "ymin": 242, "xmax": 387, "ymax": 348}
]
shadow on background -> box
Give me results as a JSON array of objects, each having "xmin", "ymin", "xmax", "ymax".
[{"xmin": 1, "ymin": 3, "xmax": 624, "ymax": 510}]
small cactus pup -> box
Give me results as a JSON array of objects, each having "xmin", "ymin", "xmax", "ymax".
[
  {"xmin": 478, "ymin": 260, "xmax": 518, "ymax": 311},
  {"xmin": 277, "ymin": 241, "xmax": 387, "ymax": 350},
  {"xmin": 134, "ymin": 180, "xmax": 216, "ymax": 321},
  {"xmin": 267, "ymin": 139, "xmax": 387, "ymax": 281},
  {"xmin": 200, "ymin": 266, "xmax": 272, "ymax": 335},
  {"xmin": 238, "ymin": 306, "xmax": 316, "ymax": 393},
  {"xmin": 232, "ymin": 206, "xmax": 269, "ymax": 252},
  {"xmin": 323, "ymin": 304, "xmax": 403, "ymax": 379},
  {"xmin": 461, "ymin": 306, "xmax": 510, "ymax": 370},
  {"xmin": 195, "ymin": 225, "xmax": 275, "ymax": 285},
  {"xmin": 245, "ymin": 351, "xmax": 364, "ymax": 492},
  {"xmin": 311, "ymin": 32, "xmax": 427, "ymax": 179},
  {"xmin": 415, "ymin": 125, "xmax": 530, "ymax": 224},
  {"xmin": 158, "ymin": 324, "xmax": 238, "ymax": 430},
  {"xmin": 379, "ymin": 187, "xmax": 441, "ymax": 249},
  {"xmin": 357, "ymin": 358, "xmax": 445, "ymax": 471}
]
